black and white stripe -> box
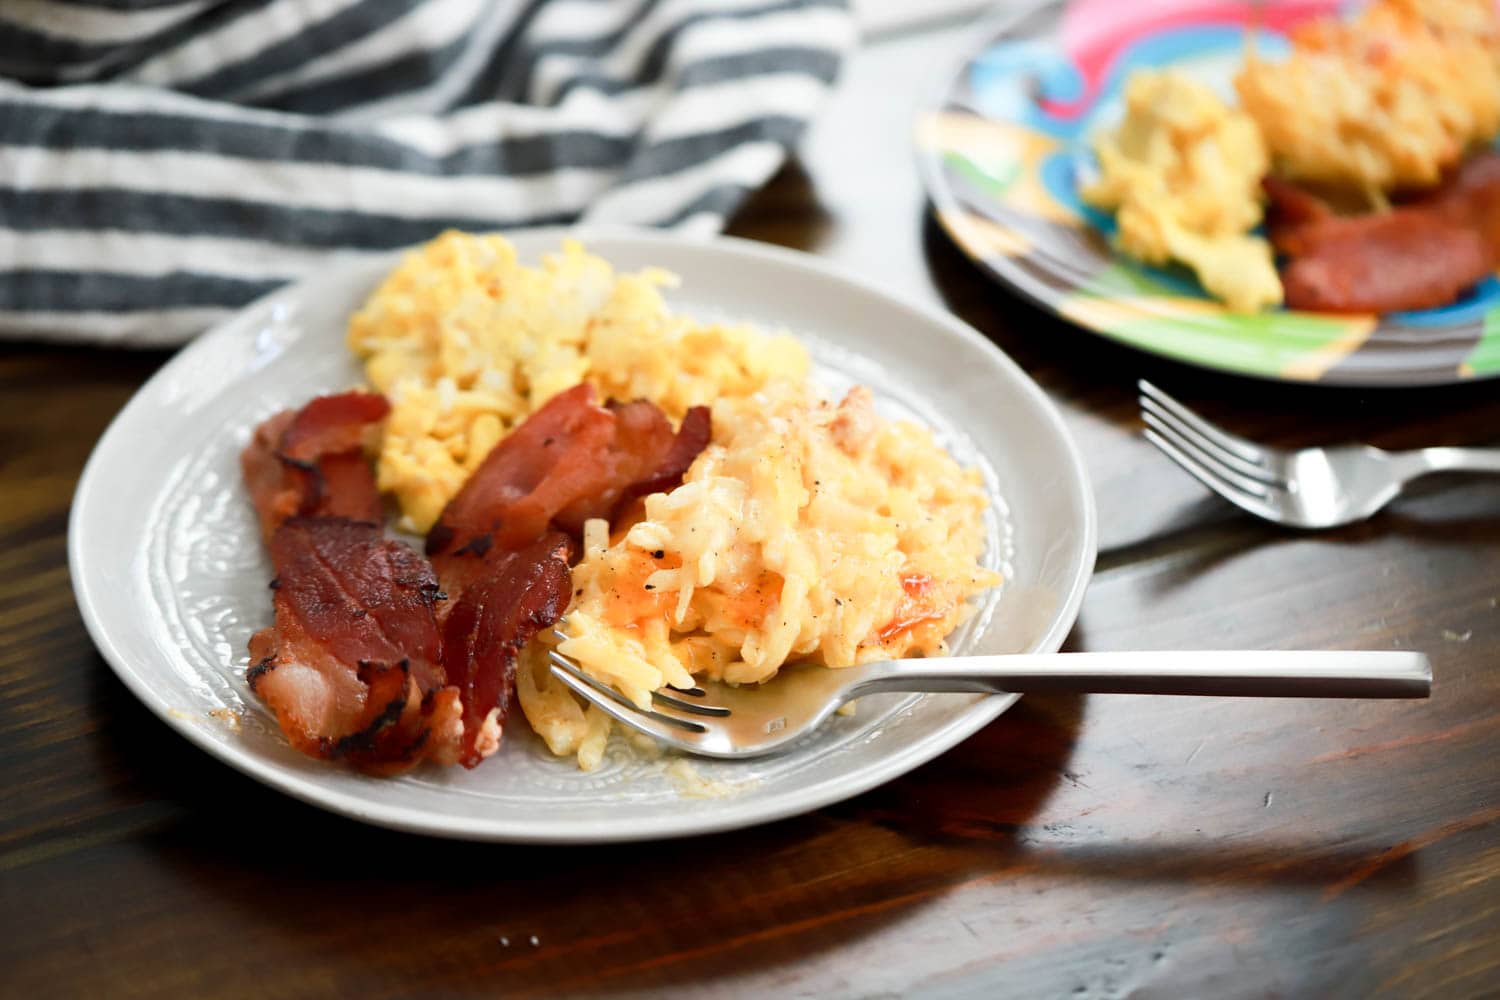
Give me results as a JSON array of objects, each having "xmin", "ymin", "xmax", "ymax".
[{"xmin": 0, "ymin": 0, "xmax": 852, "ymax": 344}]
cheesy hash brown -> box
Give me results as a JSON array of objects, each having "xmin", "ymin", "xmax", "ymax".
[{"xmin": 348, "ymin": 233, "xmax": 1000, "ymax": 770}]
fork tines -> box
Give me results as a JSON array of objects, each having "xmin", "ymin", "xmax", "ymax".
[
  {"xmin": 546, "ymin": 648, "xmax": 737, "ymax": 740},
  {"xmin": 1137, "ymin": 380, "xmax": 1288, "ymax": 519}
]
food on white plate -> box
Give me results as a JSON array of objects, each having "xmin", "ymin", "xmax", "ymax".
[
  {"xmin": 240, "ymin": 233, "xmax": 1002, "ymax": 775},
  {"xmin": 347, "ymin": 232, "xmax": 806, "ymax": 534},
  {"xmin": 241, "ymin": 391, "xmax": 468, "ymax": 774},
  {"xmin": 549, "ymin": 379, "xmax": 999, "ymax": 710},
  {"xmin": 426, "ymin": 382, "xmax": 710, "ymax": 768}
]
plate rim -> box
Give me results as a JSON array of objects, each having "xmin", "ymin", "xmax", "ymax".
[
  {"xmin": 913, "ymin": 0, "xmax": 1497, "ymax": 389},
  {"xmin": 68, "ymin": 225, "xmax": 1098, "ymax": 842}
]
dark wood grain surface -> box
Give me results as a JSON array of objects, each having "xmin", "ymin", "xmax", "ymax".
[{"xmin": 4, "ymin": 21, "xmax": 1499, "ymax": 1000}]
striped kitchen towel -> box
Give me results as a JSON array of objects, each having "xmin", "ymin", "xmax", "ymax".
[{"xmin": 0, "ymin": 0, "xmax": 854, "ymax": 345}]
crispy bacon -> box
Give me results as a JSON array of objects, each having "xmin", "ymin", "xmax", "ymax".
[
  {"xmin": 247, "ymin": 517, "xmax": 462, "ymax": 773},
  {"xmin": 549, "ymin": 399, "xmax": 675, "ymax": 532},
  {"xmin": 1262, "ymin": 176, "xmax": 1334, "ymax": 237},
  {"xmin": 244, "ymin": 383, "xmax": 710, "ymax": 774},
  {"xmin": 426, "ymin": 384, "xmax": 615, "ymax": 566},
  {"xmin": 427, "ymin": 384, "xmax": 711, "ymax": 584},
  {"xmin": 277, "ymin": 392, "xmax": 391, "ymax": 462},
  {"xmin": 241, "ymin": 391, "xmax": 388, "ymax": 541},
  {"xmin": 551, "ymin": 402, "xmax": 712, "ymax": 533},
  {"xmin": 242, "ymin": 393, "xmax": 461, "ymax": 774},
  {"xmin": 440, "ymin": 531, "xmax": 574, "ymax": 768},
  {"xmin": 1278, "ymin": 212, "xmax": 1488, "ymax": 314},
  {"xmin": 1267, "ymin": 156, "xmax": 1500, "ymax": 314},
  {"xmin": 612, "ymin": 404, "xmax": 712, "ymax": 515},
  {"xmin": 1417, "ymin": 150, "xmax": 1500, "ymax": 261},
  {"xmin": 420, "ymin": 387, "xmax": 708, "ymax": 765}
]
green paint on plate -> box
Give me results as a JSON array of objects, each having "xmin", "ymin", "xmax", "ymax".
[
  {"xmin": 944, "ymin": 151, "xmax": 1022, "ymax": 202},
  {"xmin": 1074, "ymin": 264, "xmax": 1362, "ymax": 378},
  {"xmin": 1082, "ymin": 261, "xmax": 1191, "ymax": 298},
  {"xmin": 1466, "ymin": 307, "xmax": 1500, "ymax": 375}
]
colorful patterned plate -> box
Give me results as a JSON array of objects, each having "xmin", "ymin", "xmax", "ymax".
[{"xmin": 916, "ymin": 0, "xmax": 1500, "ymax": 386}]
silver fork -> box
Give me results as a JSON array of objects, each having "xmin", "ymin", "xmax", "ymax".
[
  {"xmin": 1139, "ymin": 380, "xmax": 1500, "ymax": 528},
  {"xmin": 548, "ymin": 644, "xmax": 1430, "ymax": 759}
]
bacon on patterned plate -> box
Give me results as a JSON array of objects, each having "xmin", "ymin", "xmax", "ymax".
[
  {"xmin": 1416, "ymin": 150, "xmax": 1500, "ymax": 262},
  {"xmin": 1277, "ymin": 212, "xmax": 1488, "ymax": 314},
  {"xmin": 1265, "ymin": 154, "xmax": 1500, "ymax": 314}
]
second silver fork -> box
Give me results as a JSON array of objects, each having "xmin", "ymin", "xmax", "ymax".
[{"xmin": 1139, "ymin": 379, "xmax": 1500, "ymax": 528}]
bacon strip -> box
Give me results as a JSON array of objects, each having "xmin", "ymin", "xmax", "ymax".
[
  {"xmin": 426, "ymin": 384, "xmax": 615, "ymax": 566},
  {"xmin": 421, "ymin": 386, "xmax": 709, "ymax": 766},
  {"xmin": 247, "ymin": 517, "xmax": 462, "ymax": 774},
  {"xmin": 600, "ymin": 403, "xmax": 712, "ymax": 522},
  {"xmin": 277, "ymin": 391, "xmax": 391, "ymax": 462},
  {"xmin": 243, "ymin": 384, "xmax": 711, "ymax": 774},
  {"xmin": 1416, "ymin": 150, "xmax": 1500, "ymax": 262},
  {"xmin": 1278, "ymin": 212, "xmax": 1488, "ymax": 314},
  {"xmin": 243, "ymin": 393, "xmax": 463, "ymax": 774},
  {"xmin": 1262, "ymin": 176, "xmax": 1334, "ymax": 235},
  {"xmin": 427, "ymin": 384, "xmax": 711, "ymax": 586},
  {"xmin": 241, "ymin": 391, "xmax": 389, "ymax": 541},
  {"xmin": 1266, "ymin": 157, "xmax": 1500, "ymax": 314},
  {"xmin": 440, "ymin": 531, "xmax": 573, "ymax": 768},
  {"xmin": 548, "ymin": 399, "xmax": 675, "ymax": 532}
]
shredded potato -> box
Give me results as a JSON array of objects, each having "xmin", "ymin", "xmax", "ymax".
[
  {"xmin": 556, "ymin": 381, "xmax": 1001, "ymax": 713},
  {"xmin": 348, "ymin": 233, "xmax": 1000, "ymax": 772},
  {"xmin": 1236, "ymin": 0, "xmax": 1500, "ymax": 194}
]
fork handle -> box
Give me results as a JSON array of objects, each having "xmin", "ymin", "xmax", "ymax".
[
  {"xmin": 1394, "ymin": 446, "xmax": 1500, "ymax": 477},
  {"xmin": 852, "ymin": 650, "xmax": 1430, "ymax": 699}
]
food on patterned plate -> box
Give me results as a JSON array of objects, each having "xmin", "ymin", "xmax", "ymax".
[
  {"xmin": 1082, "ymin": 0, "xmax": 1500, "ymax": 316},
  {"xmin": 1236, "ymin": 0, "xmax": 1500, "ymax": 197},
  {"xmin": 1079, "ymin": 70, "xmax": 1283, "ymax": 313},
  {"xmin": 1264, "ymin": 152, "xmax": 1500, "ymax": 313},
  {"xmin": 241, "ymin": 233, "xmax": 1001, "ymax": 775}
]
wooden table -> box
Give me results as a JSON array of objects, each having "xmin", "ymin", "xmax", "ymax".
[{"xmin": 5, "ymin": 19, "xmax": 1499, "ymax": 999}]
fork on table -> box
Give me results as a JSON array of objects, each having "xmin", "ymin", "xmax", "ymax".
[{"xmin": 1139, "ymin": 380, "xmax": 1500, "ymax": 528}]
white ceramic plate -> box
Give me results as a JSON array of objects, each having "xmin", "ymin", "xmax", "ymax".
[{"xmin": 70, "ymin": 228, "xmax": 1096, "ymax": 843}]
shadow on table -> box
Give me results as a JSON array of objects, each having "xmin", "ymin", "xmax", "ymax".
[
  {"xmin": 820, "ymin": 629, "xmax": 1419, "ymax": 896},
  {"xmin": 917, "ymin": 210, "xmax": 1500, "ymax": 423},
  {"xmin": 88, "ymin": 641, "xmax": 1419, "ymax": 996},
  {"xmin": 84, "ymin": 652, "xmax": 1077, "ymax": 995},
  {"xmin": 1098, "ymin": 474, "xmax": 1500, "ymax": 603}
]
